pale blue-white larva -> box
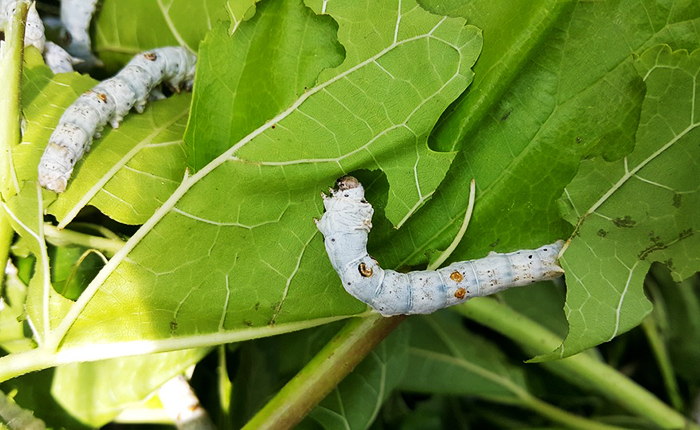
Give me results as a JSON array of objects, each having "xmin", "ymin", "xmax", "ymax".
[
  {"xmin": 60, "ymin": 0, "xmax": 100, "ymax": 67},
  {"xmin": 38, "ymin": 46, "xmax": 197, "ymax": 193},
  {"xmin": 315, "ymin": 176, "xmax": 565, "ymax": 316}
]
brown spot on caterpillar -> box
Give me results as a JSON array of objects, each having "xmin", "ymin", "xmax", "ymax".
[
  {"xmin": 96, "ymin": 92, "xmax": 108, "ymax": 103},
  {"xmin": 358, "ymin": 262, "xmax": 373, "ymax": 277},
  {"xmin": 454, "ymin": 288, "xmax": 466, "ymax": 299},
  {"xmin": 450, "ymin": 271, "xmax": 463, "ymax": 282},
  {"xmin": 144, "ymin": 52, "xmax": 157, "ymax": 61}
]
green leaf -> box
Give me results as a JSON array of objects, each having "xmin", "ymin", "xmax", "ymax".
[
  {"xmin": 419, "ymin": 0, "xmax": 572, "ymax": 153},
  {"xmin": 1, "ymin": 369, "xmax": 91, "ymax": 430},
  {"xmin": 48, "ymin": 0, "xmax": 480, "ymax": 354},
  {"xmin": 3, "ymin": 184, "xmax": 72, "ymax": 345},
  {"xmin": 0, "ymin": 266, "xmax": 33, "ymax": 354},
  {"xmin": 185, "ymin": 0, "xmax": 346, "ymax": 170},
  {"xmin": 50, "ymin": 245, "xmax": 106, "ymax": 301},
  {"xmin": 372, "ymin": 0, "xmax": 655, "ymax": 271},
  {"xmin": 51, "ymin": 348, "xmax": 210, "ymax": 427},
  {"xmin": 93, "ymin": 0, "xmax": 231, "ymax": 68},
  {"xmin": 399, "ymin": 312, "xmax": 526, "ymax": 402},
  {"xmin": 546, "ymin": 45, "xmax": 700, "ymax": 359}
]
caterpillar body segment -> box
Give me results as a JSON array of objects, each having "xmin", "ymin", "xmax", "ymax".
[
  {"xmin": 316, "ymin": 176, "xmax": 565, "ymax": 316},
  {"xmin": 38, "ymin": 46, "xmax": 197, "ymax": 193}
]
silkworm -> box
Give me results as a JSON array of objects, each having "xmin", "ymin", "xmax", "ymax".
[
  {"xmin": 315, "ymin": 176, "xmax": 565, "ymax": 316},
  {"xmin": 60, "ymin": 0, "xmax": 99, "ymax": 66},
  {"xmin": 37, "ymin": 46, "xmax": 197, "ymax": 193}
]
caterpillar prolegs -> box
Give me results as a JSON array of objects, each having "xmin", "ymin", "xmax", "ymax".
[
  {"xmin": 38, "ymin": 46, "xmax": 197, "ymax": 193},
  {"xmin": 315, "ymin": 176, "xmax": 565, "ymax": 316}
]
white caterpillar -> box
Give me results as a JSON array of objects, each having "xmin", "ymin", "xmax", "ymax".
[
  {"xmin": 60, "ymin": 0, "xmax": 100, "ymax": 67},
  {"xmin": 38, "ymin": 46, "xmax": 197, "ymax": 193},
  {"xmin": 315, "ymin": 176, "xmax": 565, "ymax": 316}
]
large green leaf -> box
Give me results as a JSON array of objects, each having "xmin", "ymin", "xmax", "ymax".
[
  {"xmin": 546, "ymin": 45, "xmax": 700, "ymax": 359},
  {"xmin": 367, "ymin": 0, "xmax": 699, "ymax": 359},
  {"xmin": 23, "ymin": 0, "xmax": 481, "ymax": 359},
  {"xmin": 399, "ymin": 312, "xmax": 527, "ymax": 401},
  {"xmin": 185, "ymin": 0, "xmax": 346, "ymax": 170}
]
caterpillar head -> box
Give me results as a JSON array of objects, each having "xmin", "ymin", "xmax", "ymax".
[{"xmin": 334, "ymin": 176, "xmax": 365, "ymax": 200}]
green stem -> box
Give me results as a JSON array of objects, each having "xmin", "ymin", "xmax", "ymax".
[
  {"xmin": 455, "ymin": 298, "xmax": 695, "ymax": 429},
  {"xmin": 242, "ymin": 314, "xmax": 406, "ymax": 430},
  {"xmin": 0, "ymin": 213, "xmax": 13, "ymax": 290},
  {"xmin": 518, "ymin": 393, "xmax": 628, "ymax": 430},
  {"xmin": 641, "ymin": 316, "xmax": 684, "ymax": 411},
  {"xmin": 0, "ymin": 2, "xmax": 29, "ymax": 290},
  {"xmin": 217, "ymin": 345, "xmax": 233, "ymax": 430},
  {"xmin": 43, "ymin": 224, "xmax": 125, "ymax": 257}
]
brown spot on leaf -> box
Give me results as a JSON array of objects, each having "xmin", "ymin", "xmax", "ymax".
[
  {"xmin": 613, "ymin": 215, "xmax": 635, "ymax": 228},
  {"xmin": 597, "ymin": 229, "xmax": 607, "ymax": 238},
  {"xmin": 673, "ymin": 193, "xmax": 682, "ymax": 208}
]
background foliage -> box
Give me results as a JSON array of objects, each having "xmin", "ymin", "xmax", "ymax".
[{"xmin": 0, "ymin": 0, "xmax": 698, "ymax": 428}]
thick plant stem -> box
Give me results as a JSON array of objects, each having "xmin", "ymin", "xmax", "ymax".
[
  {"xmin": 456, "ymin": 298, "xmax": 696, "ymax": 430},
  {"xmin": 242, "ymin": 314, "xmax": 406, "ymax": 430},
  {"xmin": 641, "ymin": 316, "xmax": 684, "ymax": 411},
  {"xmin": 0, "ymin": 2, "xmax": 29, "ymax": 289},
  {"xmin": 0, "ymin": 214, "xmax": 12, "ymax": 289}
]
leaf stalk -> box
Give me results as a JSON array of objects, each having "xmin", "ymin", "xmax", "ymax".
[{"xmin": 242, "ymin": 314, "xmax": 406, "ymax": 430}]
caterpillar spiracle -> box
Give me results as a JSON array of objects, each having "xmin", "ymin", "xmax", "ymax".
[
  {"xmin": 38, "ymin": 46, "xmax": 197, "ymax": 193},
  {"xmin": 315, "ymin": 176, "xmax": 565, "ymax": 316}
]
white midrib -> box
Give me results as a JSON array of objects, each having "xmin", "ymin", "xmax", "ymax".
[
  {"xmin": 155, "ymin": 0, "xmax": 192, "ymax": 51},
  {"xmin": 47, "ymin": 20, "xmax": 452, "ymax": 351},
  {"xmin": 583, "ymin": 121, "xmax": 698, "ymax": 218}
]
